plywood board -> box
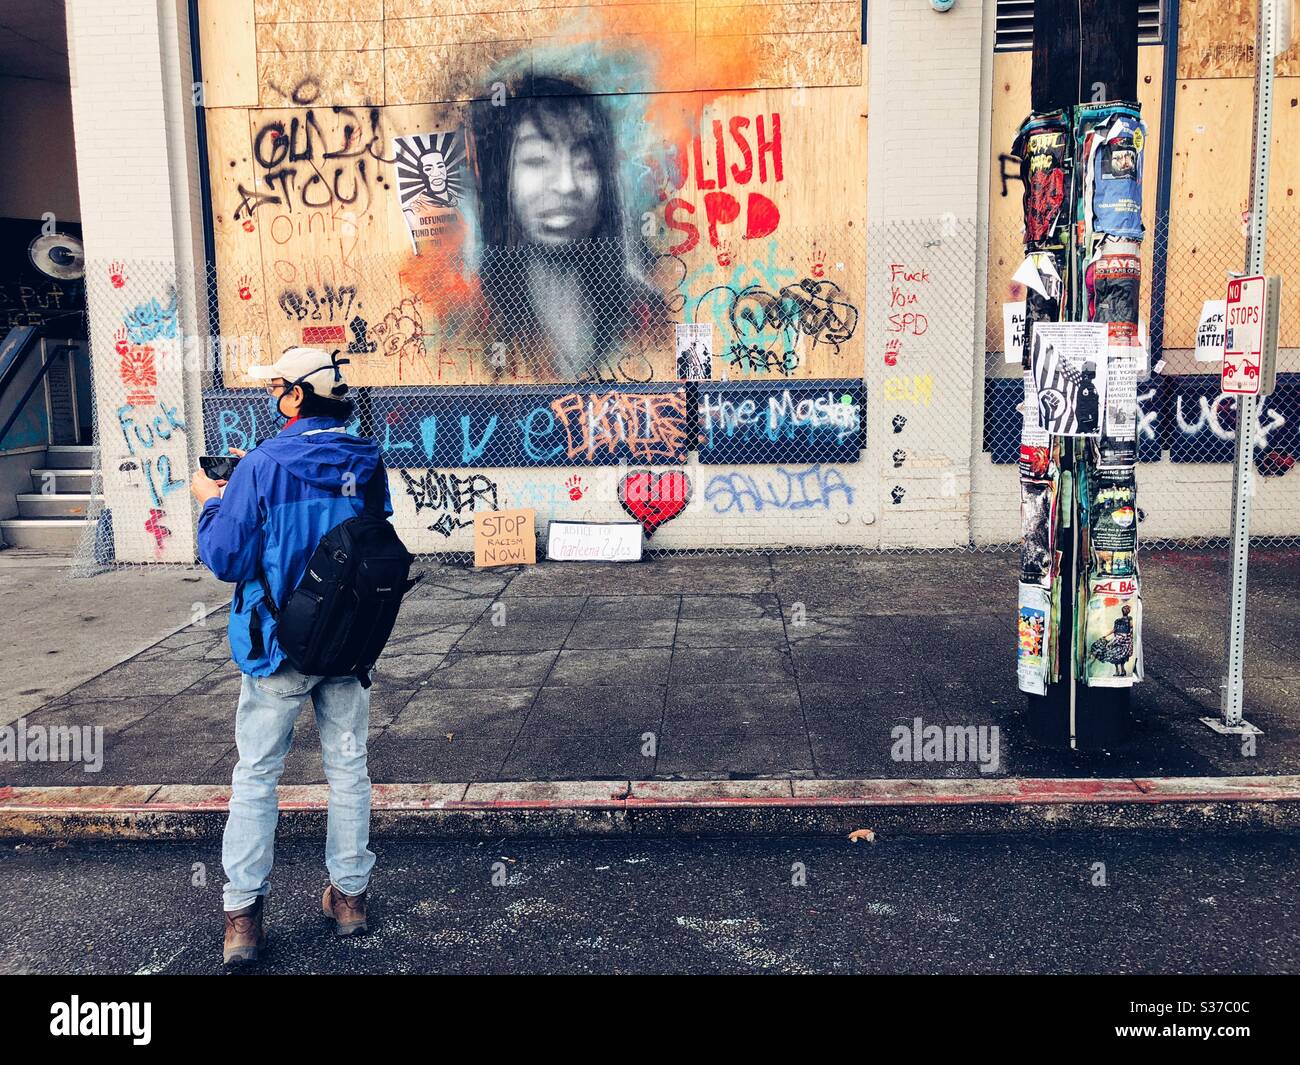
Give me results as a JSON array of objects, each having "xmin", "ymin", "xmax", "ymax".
[
  {"xmin": 385, "ymin": 40, "xmax": 534, "ymax": 105},
  {"xmin": 198, "ymin": 0, "xmax": 258, "ymax": 108},
  {"xmin": 239, "ymin": 0, "xmax": 864, "ymax": 107},
  {"xmin": 1164, "ymin": 75, "xmax": 1300, "ymax": 350},
  {"xmin": 1177, "ymin": 0, "xmax": 1300, "ymax": 79},
  {"xmin": 385, "ymin": 12, "xmax": 552, "ymax": 48},
  {"xmin": 207, "ymin": 107, "xmax": 272, "ymax": 383},
  {"xmin": 207, "ymin": 86, "xmax": 866, "ymax": 387},
  {"xmin": 206, "ymin": 96, "xmax": 867, "ymax": 385},
  {"xmin": 199, "ymin": 0, "xmax": 870, "ymax": 389},
  {"xmin": 255, "ymin": 20, "xmax": 383, "ymax": 53},
  {"xmin": 255, "ymin": 0, "xmax": 384, "ymax": 21},
  {"xmin": 257, "ymin": 49, "xmax": 385, "ymax": 107}
]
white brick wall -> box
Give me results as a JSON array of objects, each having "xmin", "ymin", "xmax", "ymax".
[
  {"xmin": 866, "ymin": 0, "xmax": 994, "ymax": 548},
  {"xmin": 66, "ymin": 1, "xmax": 177, "ymax": 261},
  {"xmin": 66, "ymin": 0, "xmax": 206, "ymax": 562},
  {"xmin": 387, "ymin": 460, "xmax": 880, "ymax": 555}
]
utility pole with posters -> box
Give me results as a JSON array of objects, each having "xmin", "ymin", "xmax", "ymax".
[{"xmin": 1014, "ymin": 0, "xmax": 1142, "ymax": 749}]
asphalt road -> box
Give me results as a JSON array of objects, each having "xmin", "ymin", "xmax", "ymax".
[{"xmin": 1, "ymin": 831, "xmax": 1297, "ymax": 975}]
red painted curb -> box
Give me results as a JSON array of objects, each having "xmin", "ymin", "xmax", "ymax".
[{"xmin": 2, "ymin": 776, "xmax": 1299, "ymax": 815}]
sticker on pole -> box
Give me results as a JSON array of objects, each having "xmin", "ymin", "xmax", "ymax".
[{"xmin": 1222, "ymin": 275, "xmax": 1275, "ymax": 395}]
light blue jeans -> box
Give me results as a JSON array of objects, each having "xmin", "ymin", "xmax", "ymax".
[{"xmin": 222, "ymin": 663, "xmax": 375, "ymax": 912}]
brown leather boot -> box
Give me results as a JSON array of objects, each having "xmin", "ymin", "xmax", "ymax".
[
  {"xmin": 322, "ymin": 884, "xmax": 368, "ymax": 936},
  {"xmin": 223, "ymin": 897, "xmax": 266, "ymax": 966}
]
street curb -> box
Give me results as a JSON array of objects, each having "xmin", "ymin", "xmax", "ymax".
[{"xmin": 3, "ymin": 776, "xmax": 1300, "ymax": 839}]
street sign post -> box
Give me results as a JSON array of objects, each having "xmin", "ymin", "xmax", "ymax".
[{"xmin": 1202, "ymin": 1, "xmax": 1282, "ymax": 739}]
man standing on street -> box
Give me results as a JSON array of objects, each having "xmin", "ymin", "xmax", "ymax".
[{"xmin": 190, "ymin": 347, "xmax": 391, "ymax": 966}]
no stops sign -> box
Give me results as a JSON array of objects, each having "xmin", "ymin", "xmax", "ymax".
[{"xmin": 1223, "ymin": 274, "xmax": 1279, "ymax": 396}]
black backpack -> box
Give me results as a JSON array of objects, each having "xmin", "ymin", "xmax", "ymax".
[{"xmin": 256, "ymin": 472, "xmax": 418, "ymax": 687}]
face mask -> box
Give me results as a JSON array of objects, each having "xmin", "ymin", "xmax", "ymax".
[{"xmin": 273, "ymin": 384, "xmax": 295, "ymax": 422}]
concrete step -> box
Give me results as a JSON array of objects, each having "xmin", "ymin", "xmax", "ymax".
[
  {"xmin": 0, "ymin": 518, "xmax": 89, "ymax": 551},
  {"xmin": 29, "ymin": 468, "xmax": 94, "ymax": 494},
  {"xmin": 0, "ymin": 546, "xmax": 76, "ymax": 568},
  {"xmin": 43, "ymin": 445, "xmax": 97, "ymax": 470},
  {"xmin": 16, "ymin": 493, "xmax": 99, "ymax": 519}
]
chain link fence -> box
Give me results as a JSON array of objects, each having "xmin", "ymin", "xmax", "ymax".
[{"xmin": 58, "ymin": 212, "xmax": 1300, "ymax": 571}]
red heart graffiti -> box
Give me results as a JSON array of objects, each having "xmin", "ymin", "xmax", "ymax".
[{"xmin": 620, "ymin": 470, "xmax": 691, "ymax": 538}]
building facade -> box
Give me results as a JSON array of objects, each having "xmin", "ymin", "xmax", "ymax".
[{"xmin": 1, "ymin": 0, "xmax": 1294, "ymax": 561}]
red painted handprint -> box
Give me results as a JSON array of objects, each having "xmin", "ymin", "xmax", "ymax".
[{"xmin": 810, "ymin": 243, "xmax": 826, "ymax": 279}]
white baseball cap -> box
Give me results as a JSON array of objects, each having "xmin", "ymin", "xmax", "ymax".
[{"xmin": 245, "ymin": 346, "xmax": 350, "ymax": 395}]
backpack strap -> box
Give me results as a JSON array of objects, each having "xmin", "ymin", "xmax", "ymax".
[
  {"xmin": 248, "ymin": 597, "xmax": 267, "ymax": 659},
  {"xmin": 253, "ymin": 468, "xmax": 382, "ymax": 622},
  {"xmin": 249, "ymin": 447, "xmax": 383, "ymax": 630},
  {"xmin": 255, "ymin": 565, "xmax": 279, "ymax": 622},
  {"xmin": 360, "ymin": 466, "xmax": 387, "ymax": 518}
]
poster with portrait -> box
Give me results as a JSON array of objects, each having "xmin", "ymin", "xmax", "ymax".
[
  {"xmin": 1089, "ymin": 114, "xmax": 1145, "ymax": 241},
  {"xmin": 1085, "ymin": 241, "xmax": 1140, "ymax": 344},
  {"xmin": 394, "ymin": 129, "xmax": 467, "ymax": 249},
  {"xmin": 1030, "ymin": 322, "xmax": 1108, "ymax": 437},
  {"xmin": 1084, "ymin": 583, "xmax": 1142, "ymax": 687},
  {"xmin": 675, "ymin": 323, "xmax": 713, "ymax": 381}
]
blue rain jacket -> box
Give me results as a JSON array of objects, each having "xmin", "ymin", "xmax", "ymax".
[{"xmin": 197, "ymin": 416, "xmax": 392, "ymax": 676}]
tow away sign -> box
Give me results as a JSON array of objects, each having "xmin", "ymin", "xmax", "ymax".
[{"xmin": 1223, "ymin": 274, "xmax": 1279, "ymax": 396}]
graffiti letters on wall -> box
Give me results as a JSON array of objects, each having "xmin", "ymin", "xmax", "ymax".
[
  {"xmin": 399, "ymin": 468, "xmax": 497, "ymax": 537},
  {"xmin": 986, "ymin": 374, "xmax": 1299, "ymax": 477},
  {"xmin": 111, "ymin": 306, "xmax": 189, "ymax": 554},
  {"xmin": 696, "ymin": 380, "xmax": 864, "ymax": 465},
  {"xmin": 203, "ymin": 386, "xmax": 692, "ymax": 469}
]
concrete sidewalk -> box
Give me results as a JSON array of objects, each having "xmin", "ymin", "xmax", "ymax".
[
  {"xmin": 0, "ymin": 549, "xmax": 227, "ymax": 722},
  {"xmin": 2, "ymin": 548, "xmax": 1298, "ymax": 793}
]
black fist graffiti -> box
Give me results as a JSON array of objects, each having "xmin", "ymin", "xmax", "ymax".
[
  {"xmin": 1038, "ymin": 388, "xmax": 1065, "ymax": 426},
  {"xmin": 891, "ymin": 414, "xmax": 907, "ymax": 434},
  {"xmin": 890, "ymin": 485, "xmax": 906, "ymax": 505},
  {"xmin": 892, "ymin": 448, "xmax": 906, "ymax": 468}
]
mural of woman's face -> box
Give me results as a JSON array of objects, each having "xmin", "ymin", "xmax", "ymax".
[
  {"xmin": 420, "ymin": 151, "xmax": 448, "ymax": 194},
  {"xmin": 509, "ymin": 115, "xmax": 602, "ymax": 246}
]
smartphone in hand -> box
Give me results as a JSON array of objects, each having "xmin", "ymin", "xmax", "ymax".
[{"xmin": 199, "ymin": 455, "xmax": 240, "ymax": 482}]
